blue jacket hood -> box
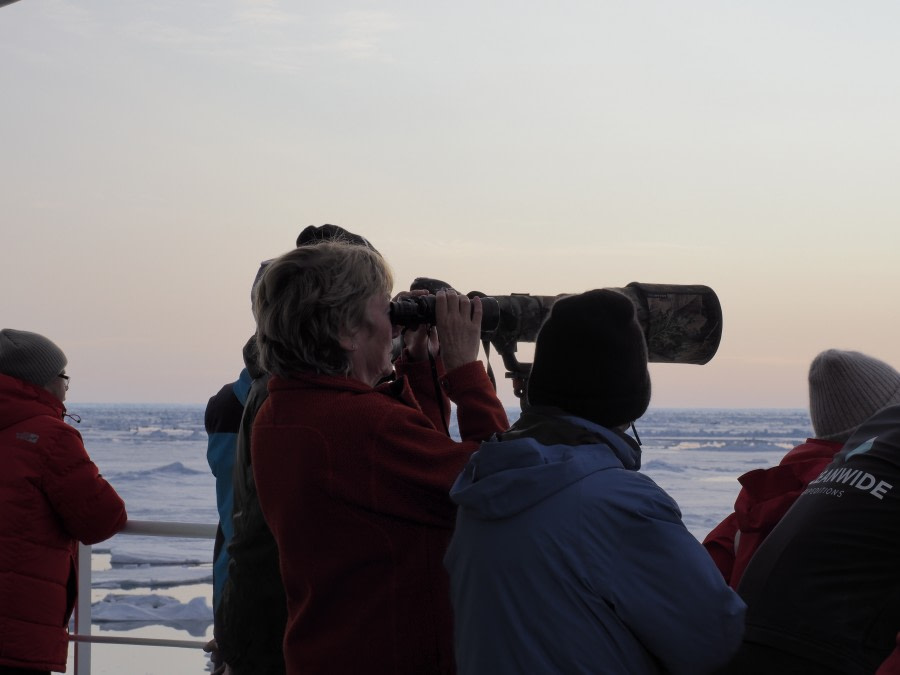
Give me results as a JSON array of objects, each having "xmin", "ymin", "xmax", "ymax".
[{"xmin": 450, "ymin": 407, "xmax": 641, "ymax": 519}]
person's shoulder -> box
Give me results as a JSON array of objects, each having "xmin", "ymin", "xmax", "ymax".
[
  {"xmin": 19, "ymin": 405, "xmax": 73, "ymax": 435},
  {"xmin": 205, "ymin": 380, "xmax": 246, "ymax": 432},
  {"xmin": 206, "ymin": 381, "xmax": 239, "ymax": 411},
  {"xmin": 257, "ymin": 376, "xmax": 391, "ymax": 429},
  {"xmin": 31, "ymin": 413, "xmax": 87, "ymax": 460},
  {"xmin": 781, "ymin": 438, "xmax": 842, "ymax": 464},
  {"xmin": 844, "ymin": 404, "xmax": 900, "ymax": 454},
  {"xmin": 584, "ymin": 467, "xmax": 682, "ymax": 519}
]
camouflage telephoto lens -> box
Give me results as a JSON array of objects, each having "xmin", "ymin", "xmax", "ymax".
[{"xmin": 390, "ymin": 283, "xmax": 722, "ymax": 365}]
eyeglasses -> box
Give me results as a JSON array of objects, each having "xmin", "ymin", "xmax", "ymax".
[{"xmin": 58, "ymin": 373, "xmax": 70, "ymax": 391}]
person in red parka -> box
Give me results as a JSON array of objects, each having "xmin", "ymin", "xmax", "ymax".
[
  {"xmin": 703, "ymin": 348, "xmax": 900, "ymax": 589},
  {"xmin": 251, "ymin": 242, "xmax": 509, "ymax": 675},
  {"xmin": 0, "ymin": 329, "xmax": 127, "ymax": 675}
]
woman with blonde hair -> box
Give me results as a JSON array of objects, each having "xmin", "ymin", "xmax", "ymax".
[{"xmin": 251, "ymin": 241, "xmax": 508, "ymax": 675}]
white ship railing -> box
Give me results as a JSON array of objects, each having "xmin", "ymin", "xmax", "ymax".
[{"xmin": 71, "ymin": 519, "xmax": 218, "ymax": 675}]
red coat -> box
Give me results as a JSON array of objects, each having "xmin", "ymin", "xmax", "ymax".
[
  {"xmin": 0, "ymin": 374, "xmax": 127, "ymax": 672},
  {"xmin": 252, "ymin": 358, "xmax": 509, "ymax": 675},
  {"xmin": 703, "ymin": 438, "xmax": 843, "ymax": 588}
]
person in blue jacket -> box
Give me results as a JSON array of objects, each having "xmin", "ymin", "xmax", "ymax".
[
  {"xmin": 205, "ymin": 345, "xmax": 253, "ymax": 615},
  {"xmin": 444, "ymin": 289, "xmax": 746, "ymax": 675},
  {"xmin": 205, "ymin": 224, "xmax": 376, "ymax": 675},
  {"xmin": 205, "ymin": 224, "xmax": 375, "ymax": 620}
]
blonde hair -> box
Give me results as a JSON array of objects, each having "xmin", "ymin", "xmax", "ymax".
[{"xmin": 254, "ymin": 242, "xmax": 393, "ymax": 377}]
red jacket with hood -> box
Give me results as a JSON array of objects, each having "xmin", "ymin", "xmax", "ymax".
[
  {"xmin": 703, "ymin": 438, "xmax": 843, "ymax": 588},
  {"xmin": 0, "ymin": 373, "xmax": 127, "ymax": 672}
]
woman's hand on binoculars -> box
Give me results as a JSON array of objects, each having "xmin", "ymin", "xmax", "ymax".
[
  {"xmin": 395, "ymin": 290, "xmax": 439, "ymax": 362},
  {"xmin": 435, "ymin": 290, "xmax": 482, "ymax": 371}
]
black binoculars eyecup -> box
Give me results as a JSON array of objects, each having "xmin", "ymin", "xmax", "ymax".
[{"xmin": 389, "ymin": 295, "xmax": 500, "ymax": 334}]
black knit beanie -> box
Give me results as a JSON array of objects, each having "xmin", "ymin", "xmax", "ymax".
[
  {"xmin": 527, "ymin": 289, "xmax": 651, "ymax": 429},
  {"xmin": 296, "ymin": 224, "xmax": 374, "ymax": 250},
  {"xmin": 252, "ymin": 224, "xmax": 376, "ymax": 302}
]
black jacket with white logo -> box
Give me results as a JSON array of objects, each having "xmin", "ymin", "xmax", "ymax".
[{"xmin": 735, "ymin": 404, "xmax": 900, "ymax": 674}]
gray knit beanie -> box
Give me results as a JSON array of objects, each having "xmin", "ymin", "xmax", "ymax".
[
  {"xmin": 808, "ymin": 349, "xmax": 900, "ymax": 442},
  {"xmin": 0, "ymin": 329, "xmax": 68, "ymax": 388}
]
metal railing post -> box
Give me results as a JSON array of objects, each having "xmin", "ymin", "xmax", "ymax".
[
  {"xmin": 75, "ymin": 542, "xmax": 93, "ymax": 675},
  {"xmin": 70, "ymin": 519, "xmax": 217, "ymax": 674}
]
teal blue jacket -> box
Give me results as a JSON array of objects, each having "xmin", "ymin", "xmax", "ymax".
[{"xmin": 205, "ymin": 368, "xmax": 252, "ymax": 610}]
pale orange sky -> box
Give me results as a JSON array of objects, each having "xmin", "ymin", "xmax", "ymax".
[{"xmin": 3, "ymin": 1, "xmax": 900, "ymax": 409}]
